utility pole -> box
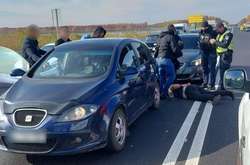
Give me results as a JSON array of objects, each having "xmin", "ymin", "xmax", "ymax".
[{"xmin": 51, "ymin": 8, "xmax": 61, "ymax": 38}]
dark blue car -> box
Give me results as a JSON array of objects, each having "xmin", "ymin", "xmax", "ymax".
[{"xmin": 0, "ymin": 39, "xmax": 160, "ymax": 157}]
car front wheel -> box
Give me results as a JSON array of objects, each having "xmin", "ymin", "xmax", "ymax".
[{"xmin": 107, "ymin": 109, "xmax": 127, "ymax": 152}]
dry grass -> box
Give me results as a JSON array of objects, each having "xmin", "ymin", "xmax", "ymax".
[{"xmin": 0, "ymin": 30, "xmax": 148, "ymax": 52}]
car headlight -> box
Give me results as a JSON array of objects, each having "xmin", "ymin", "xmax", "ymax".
[
  {"xmin": 0, "ymin": 101, "xmax": 6, "ymax": 122},
  {"xmin": 192, "ymin": 58, "xmax": 202, "ymax": 66},
  {"xmin": 58, "ymin": 105, "xmax": 99, "ymax": 122}
]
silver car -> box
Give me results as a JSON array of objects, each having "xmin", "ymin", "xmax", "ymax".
[{"xmin": 0, "ymin": 46, "xmax": 29, "ymax": 95}]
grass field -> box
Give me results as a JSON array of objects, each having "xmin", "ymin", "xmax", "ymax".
[{"xmin": 0, "ymin": 30, "xmax": 149, "ymax": 52}]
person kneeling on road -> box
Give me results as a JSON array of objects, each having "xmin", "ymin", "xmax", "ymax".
[{"xmin": 168, "ymin": 83, "xmax": 234, "ymax": 104}]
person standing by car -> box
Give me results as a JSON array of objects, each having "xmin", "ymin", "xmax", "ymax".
[
  {"xmin": 55, "ymin": 27, "xmax": 71, "ymax": 46},
  {"xmin": 173, "ymin": 27, "xmax": 184, "ymax": 71},
  {"xmin": 155, "ymin": 24, "xmax": 181, "ymax": 98},
  {"xmin": 92, "ymin": 26, "xmax": 107, "ymax": 38},
  {"xmin": 210, "ymin": 22, "xmax": 234, "ymax": 90},
  {"xmin": 199, "ymin": 21, "xmax": 218, "ymax": 90},
  {"xmin": 22, "ymin": 24, "xmax": 46, "ymax": 66}
]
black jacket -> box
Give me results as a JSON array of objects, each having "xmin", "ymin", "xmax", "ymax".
[
  {"xmin": 55, "ymin": 38, "xmax": 71, "ymax": 46},
  {"xmin": 155, "ymin": 31, "xmax": 182, "ymax": 59},
  {"xmin": 199, "ymin": 25, "xmax": 217, "ymax": 52},
  {"xmin": 22, "ymin": 37, "xmax": 46, "ymax": 66}
]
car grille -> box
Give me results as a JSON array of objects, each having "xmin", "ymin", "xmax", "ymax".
[
  {"xmin": 3, "ymin": 137, "xmax": 56, "ymax": 153},
  {"xmin": 14, "ymin": 109, "xmax": 47, "ymax": 127}
]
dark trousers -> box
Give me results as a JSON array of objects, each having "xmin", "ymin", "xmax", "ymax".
[
  {"xmin": 185, "ymin": 85, "xmax": 232, "ymax": 102},
  {"xmin": 201, "ymin": 50, "xmax": 217, "ymax": 87},
  {"xmin": 219, "ymin": 51, "xmax": 233, "ymax": 89}
]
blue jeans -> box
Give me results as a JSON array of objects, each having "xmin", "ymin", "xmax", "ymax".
[
  {"xmin": 201, "ymin": 50, "xmax": 217, "ymax": 87},
  {"xmin": 156, "ymin": 58, "xmax": 176, "ymax": 96}
]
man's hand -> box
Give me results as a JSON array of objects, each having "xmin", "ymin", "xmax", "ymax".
[{"xmin": 209, "ymin": 39, "xmax": 216, "ymax": 44}]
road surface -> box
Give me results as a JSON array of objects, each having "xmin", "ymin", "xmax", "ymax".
[{"xmin": 0, "ymin": 27, "xmax": 249, "ymax": 165}]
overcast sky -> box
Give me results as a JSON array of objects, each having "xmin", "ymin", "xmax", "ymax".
[{"xmin": 0, "ymin": 0, "xmax": 249, "ymax": 27}]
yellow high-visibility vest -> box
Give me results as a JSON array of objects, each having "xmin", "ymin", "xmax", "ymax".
[{"xmin": 216, "ymin": 30, "xmax": 234, "ymax": 55}]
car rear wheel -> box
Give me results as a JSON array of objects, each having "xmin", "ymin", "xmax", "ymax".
[
  {"xmin": 107, "ymin": 109, "xmax": 127, "ymax": 152},
  {"xmin": 151, "ymin": 84, "xmax": 160, "ymax": 110}
]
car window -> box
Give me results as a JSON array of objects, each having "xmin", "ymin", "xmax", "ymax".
[
  {"xmin": 32, "ymin": 49, "xmax": 112, "ymax": 79},
  {"xmin": 0, "ymin": 47, "xmax": 29, "ymax": 75},
  {"xmin": 145, "ymin": 35, "xmax": 159, "ymax": 43},
  {"xmin": 132, "ymin": 42, "xmax": 151, "ymax": 65},
  {"xmin": 119, "ymin": 44, "xmax": 139, "ymax": 68},
  {"xmin": 180, "ymin": 35, "xmax": 199, "ymax": 49}
]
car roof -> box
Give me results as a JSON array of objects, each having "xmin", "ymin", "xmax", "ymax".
[
  {"xmin": 55, "ymin": 38, "xmax": 139, "ymax": 50},
  {"xmin": 179, "ymin": 33, "xmax": 199, "ymax": 37},
  {"xmin": 0, "ymin": 46, "xmax": 19, "ymax": 54}
]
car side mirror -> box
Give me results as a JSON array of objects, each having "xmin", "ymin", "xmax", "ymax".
[
  {"xmin": 224, "ymin": 69, "xmax": 248, "ymax": 91},
  {"xmin": 10, "ymin": 68, "xmax": 26, "ymax": 77}
]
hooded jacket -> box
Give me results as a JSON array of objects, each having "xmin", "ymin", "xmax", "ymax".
[
  {"xmin": 155, "ymin": 30, "xmax": 182, "ymax": 59},
  {"xmin": 22, "ymin": 37, "xmax": 46, "ymax": 66}
]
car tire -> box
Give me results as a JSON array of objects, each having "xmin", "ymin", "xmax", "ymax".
[
  {"xmin": 151, "ymin": 84, "xmax": 161, "ymax": 110},
  {"xmin": 107, "ymin": 108, "xmax": 127, "ymax": 152}
]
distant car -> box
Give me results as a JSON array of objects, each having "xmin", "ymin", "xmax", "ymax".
[
  {"xmin": 174, "ymin": 23, "xmax": 188, "ymax": 34},
  {"xmin": 176, "ymin": 33, "xmax": 203, "ymax": 82},
  {"xmin": 245, "ymin": 27, "xmax": 250, "ymax": 32},
  {"xmin": 144, "ymin": 34, "xmax": 159, "ymax": 53},
  {"xmin": 0, "ymin": 46, "xmax": 29, "ymax": 95},
  {"xmin": 41, "ymin": 43, "xmax": 55, "ymax": 52},
  {"xmin": 224, "ymin": 69, "xmax": 250, "ymax": 165},
  {"xmin": 0, "ymin": 39, "xmax": 160, "ymax": 158}
]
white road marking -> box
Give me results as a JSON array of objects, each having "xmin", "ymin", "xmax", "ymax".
[
  {"xmin": 185, "ymin": 102, "xmax": 213, "ymax": 165},
  {"xmin": 162, "ymin": 101, "xmax": 202, "ymax": 165}
]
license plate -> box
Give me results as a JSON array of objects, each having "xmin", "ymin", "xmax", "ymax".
[{"xmin": 8, "ymin": 130, "xmax": 47, "ymax": 144}]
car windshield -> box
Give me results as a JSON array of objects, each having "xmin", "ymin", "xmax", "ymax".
[
  {"xmin": 145, "ymin": 35, "xmax": 159, "ymax": 43},
  {"xmin": 32, "ymin": 49, "xmax": 113, "ymax": 79},
  {"xmin": 181, "ymin": 35, "xmax": 199, "ymax": 49},
  {"xmin": 0, "ymin": 47, "xmax": 29, "ymax": 75}
]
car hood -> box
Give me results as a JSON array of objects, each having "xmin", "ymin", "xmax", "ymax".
[
  {"xmin": 179, "ymin": 49, "xmax": 200, "ymax": 63},
  {"xmin": 3, "ymin": 77, "xmax": 105, "ymax": 114}
]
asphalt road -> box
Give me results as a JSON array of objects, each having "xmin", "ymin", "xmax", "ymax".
[{"xmin": 0, "ymin": 28, "xmax": 249, "ymax": 165}]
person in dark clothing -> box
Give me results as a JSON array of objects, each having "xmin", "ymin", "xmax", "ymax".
[
  {"xmin": 210, "ymin": 22, "xmax": 234, "ymax": 90},
  {"xmin": 168, "ymin": 83, "xmax": 234, "ymax": 104},
  {"xmin": 172, "ymin": 34, "xmax": 184, "ymax": 71},
  {"xmin": 199, "ymin": 21, "xmax": 218, "ymax": 90},
  {"xmin": 55, "ymin": 27, "xmax": 71, "ymax": 46},
  {"xmin": 92, "ymin": 26, "xmax": 107, "ymax": 38},
  {"xmin": 22, "ymin": 24, "xmax": 46, "ymax": 66},
  {"xmin": 155, "ymin": 24, "xmax": 182, "ymax": 97}
]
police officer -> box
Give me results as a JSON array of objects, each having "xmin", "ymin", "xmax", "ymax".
[
  {"xmin": 22, "ymin": 24, "xmax": 46, "ymax": 66},
  {"xmin": 210, "ymin": 22, "xmax": 234, "ymax": 90},
  {"xmin": 155, "ymin": 24, "xmax": 181, "ymax": 98},
  {"xmin": 199, "ymin": 21, "xmax": 217, "ymax": 90}
]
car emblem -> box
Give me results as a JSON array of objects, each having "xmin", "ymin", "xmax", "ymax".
[{"xmin": 25, "ymin": 115, "xmax": 33, "ymax": 123}]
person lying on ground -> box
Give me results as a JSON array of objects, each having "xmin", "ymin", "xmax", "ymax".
[{"xmin": 168, "ymin": 83, "xmax": 234, "ymax": 104}]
